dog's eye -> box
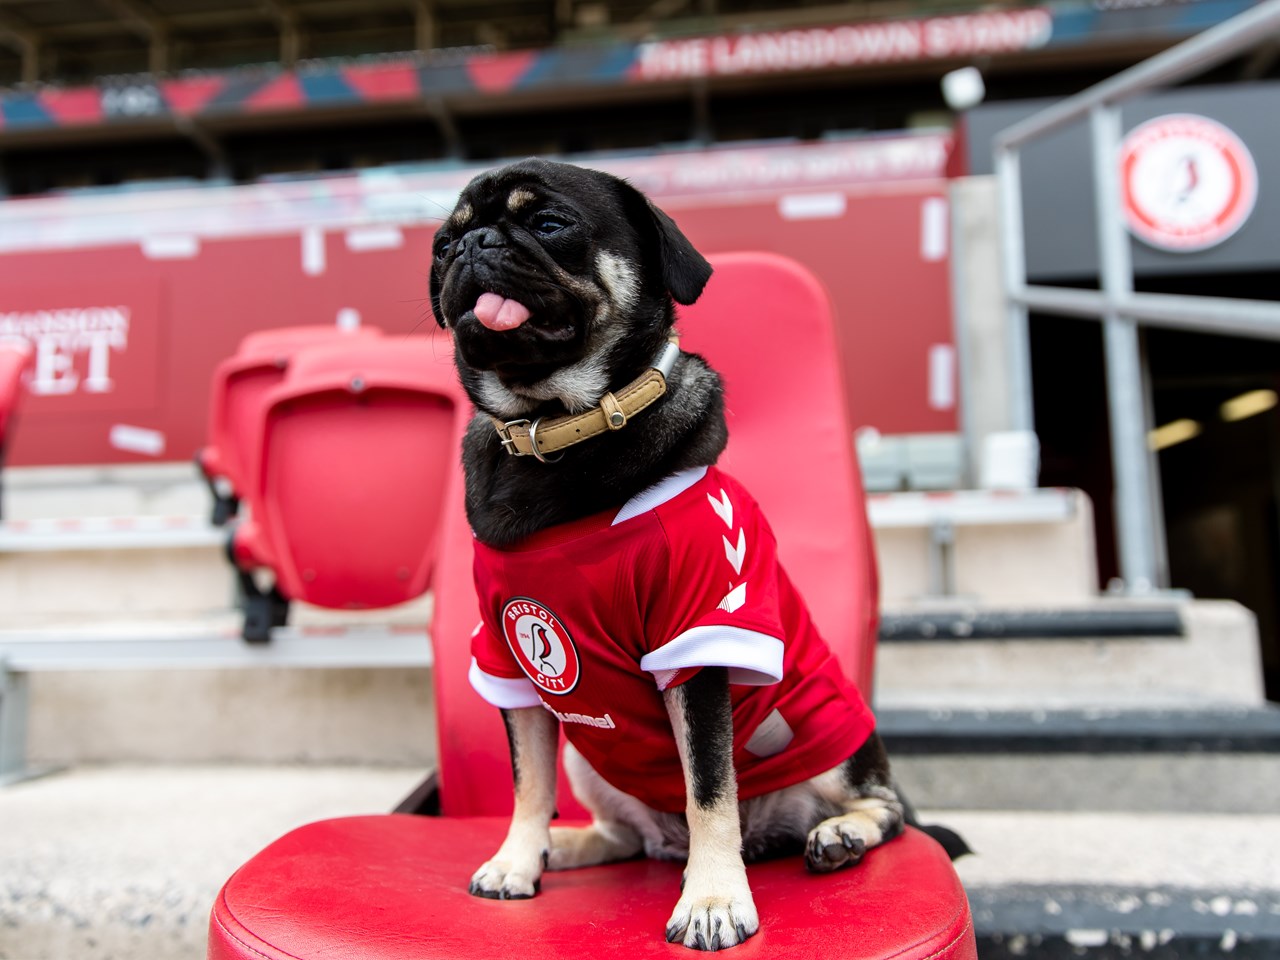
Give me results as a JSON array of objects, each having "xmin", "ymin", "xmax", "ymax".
[
  {"xmin": 433, "ymin": 238, "xmax": 452, "ymax": 261},
  {"xmin": 531, "ymin": 214, "xmax": 568, "ymax": 236}
]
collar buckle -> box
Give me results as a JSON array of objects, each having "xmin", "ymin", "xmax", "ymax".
[
  {"xmin": 494, "ymin": 418, "xmax": 564, "ymax": 463},
  {"xmin": 495, "ymin": 418, "xmax": 531, "ymax": 457}
]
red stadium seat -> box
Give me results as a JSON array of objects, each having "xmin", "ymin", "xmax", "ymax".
[
  {"xmin": 0, "ymin": 341, "xmax": 35, "ymax": 521},
  {"xmin": 198, "ymin": 325, "xmax": 383, "ymax": 526},
  {"xmin": 230, "ymin": 335, "xmax": 466, "ymax": 637},
  {"xmin": 208, "ymin": 254, "xmax": 975, "ymax": 960}
]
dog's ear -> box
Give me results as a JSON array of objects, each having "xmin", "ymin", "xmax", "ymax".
[
  {"xmin": 644, "ymin": 199, "xmax": 713, "ymax": 305},
  {"xmin": 615, "ymin": 179, "xmax": 712, "ymax": 306}
]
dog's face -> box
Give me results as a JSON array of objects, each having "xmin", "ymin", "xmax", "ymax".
[{"xmin": 430, "ymin": 158, "xmax": 711, "ymax": 418}]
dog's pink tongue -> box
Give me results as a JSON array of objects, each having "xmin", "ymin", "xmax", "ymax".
[{"xmin": 473, "ymin": 292, "xmax": 531, "ymax": 331}]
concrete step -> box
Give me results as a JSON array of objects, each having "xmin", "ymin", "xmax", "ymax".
[
  {"xmin": 876, "ymin": 599, "xmax": 1266, "ymax": 710},
  {"xmin": 4, "ymin": 606, "xmax": 436, "ymax": 772},
  {"xmin": 882, "ymin": 705, "xmax": 1280, "ymax": 814},
  {"xmin": 0, "ymin": 765, "xmax": 427, "ymax": 960},
  {"xmin": 0, "ymin": 465, "xmax": 1100, "ymax": 616},
  {"xmin": 7, "ymin": 603, "xmax": 1269, "ymax": 771},
  {"xmin": 2, "ymin": 766, "xmax": 1277, "ymax": 960},
  {"xmin": 944, "ymin": 810, "xmax": 1280, "ymax": 959}
]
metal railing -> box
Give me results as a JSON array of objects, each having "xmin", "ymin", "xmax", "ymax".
[{"xmin": 995, "ymin": 0, "xmax": 1280, "ymax": 593}]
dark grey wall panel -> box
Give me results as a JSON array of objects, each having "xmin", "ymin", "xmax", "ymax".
[{"xmin": 965, "ymin": 80, "xmax": 1280, "ymax": 281}]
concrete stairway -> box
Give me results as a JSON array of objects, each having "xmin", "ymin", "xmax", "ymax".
[
  {"xmin": 3, "ymin": 465, "xmax": 1278, "ymax": 958},
  {"xmin": 3, "ymin": 758, "xmax": 1278, "ymax": 960},
  {"xmin": 873, "ymin": 594, "xmax": 1279, "ymax": 957}
]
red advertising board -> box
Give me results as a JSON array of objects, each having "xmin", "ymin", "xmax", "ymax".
[
  {"xmin": 0, "ymin": 135, "xmax": 956, "ymax": 466},
  {"xmin": 0, "ymin": 280, "xmax": 162, "ymax": 413}
]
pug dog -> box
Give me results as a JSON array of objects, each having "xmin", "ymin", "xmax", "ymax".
[{"xmin": 429, "ymin": 158, "xmax": 917, "ymax": 951}]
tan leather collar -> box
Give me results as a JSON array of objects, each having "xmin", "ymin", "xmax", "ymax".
[{"xmin": 491, "ymin": 339, "xmax": 680, "ymax": 463}]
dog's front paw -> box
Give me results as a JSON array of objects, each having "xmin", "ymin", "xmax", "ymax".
[
  {"xmin": 665, "ymin": 887, "xmax": 759, "ymax": 951},
  {"xmin": 804, "ymin": 815, "xmax": 870, "ymax": 873},
  {"xmin": 468, "ymin": 857, "xmax": 543, "ymax": 900}
]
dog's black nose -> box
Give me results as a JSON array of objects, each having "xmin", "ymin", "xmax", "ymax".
[{"xmin": 457, "ymin": 227, "xmax": 505, "ymax": 255}]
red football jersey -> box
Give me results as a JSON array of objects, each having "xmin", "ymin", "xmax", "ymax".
[{"xmin": 470, "ymin": 465, "xmax": 876, "ymax": 813}]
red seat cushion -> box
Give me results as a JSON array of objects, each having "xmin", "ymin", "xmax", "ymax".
[{"xmin": 209, "ymin": 817, "xmax": 974, "ymax": 960}]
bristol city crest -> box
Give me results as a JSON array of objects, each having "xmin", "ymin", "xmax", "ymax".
[
  {"xmin": 1120, "ymin": 114, "xmax": 1258, "ymax": 253},
  {"xmin": 501, "ymin": 598, "xmax": 581, "ymax": 696}
]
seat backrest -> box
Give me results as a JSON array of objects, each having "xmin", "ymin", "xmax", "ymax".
[
  {"xmin": 680, "ymin": 252, "xmax": 879, "ymax": 691},
  {"xmin": 245, "ymin": 334, "xmax": 466, "ymax": 609},
  {"xmin": 0, "ymin": 341, "xmax": 34, "ymax": 449},
  {"xmin": 431, "ymin": 252, "xmax": 879, "ymax": 816},
  {"xmin": 202, "ymin": 325, "xmax": 383, "ymax": 496}
]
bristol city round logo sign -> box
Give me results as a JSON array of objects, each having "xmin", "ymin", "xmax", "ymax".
[
  {"xmin": 502, "ymin": 598, "xmax": 581, "ymax": 696},
  {"xmin": 1119, "ymin": 114, "xmax": 1258, "ymax": 253}
]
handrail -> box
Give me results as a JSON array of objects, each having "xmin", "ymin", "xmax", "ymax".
[
  {"xmin": 996, "ymin": 0, "xmax": 1280, "ymax": 149},
  {"xmin": 993, "ymin": 0, "xmax": 1280, "ymax": 593},
  {"xmin": 1013, "ymin": 286, "xmax": 1280, "ymax": 340}
]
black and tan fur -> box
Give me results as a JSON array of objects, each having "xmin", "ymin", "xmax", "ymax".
[{"xmin": 430, "ymin": 158, "xmax": 918, "ymax": 951}]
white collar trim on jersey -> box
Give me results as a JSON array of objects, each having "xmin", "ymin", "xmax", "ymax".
[{"xmin": 612, "ymin": 466, "xmax": 708, "ymax": 526}]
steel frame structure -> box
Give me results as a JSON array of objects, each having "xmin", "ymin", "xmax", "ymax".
[{"xmin": 994, "ymin": 0, "xmax": 1280, "ymax": 593}]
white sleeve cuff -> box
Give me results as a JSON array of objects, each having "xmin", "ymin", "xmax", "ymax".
[
  {"xmin": 468, "ymin": 657, "xmax": 543, "ymax": 709},
  {"xmin": 640, "ymin": 625, "xmax": 784, "ymax": 687}
]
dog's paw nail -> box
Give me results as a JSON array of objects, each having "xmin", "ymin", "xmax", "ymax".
[
  {"xmin": 469, "ymin": 859, "xmax": 541, "ymax": 900},
  {"xmin": 841, "ymin": 832, "xmax": 867, "ymax": 855},
  {"xmin": 669, "ymin": 894, "xmax": 757, "ymax": 950}
]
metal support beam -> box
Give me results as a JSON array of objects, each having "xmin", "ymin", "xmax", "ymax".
[
  {"xmin": 18, "ymin": 35, "xmax": 38, "ymax": 83},
  {"xmin": 1013, "ymin": 286, "xmax": 1280, "ymax": 340},
  {"xmin": 412, "ymin": 0, "xmax": 436, "ymax": 52},
  {"xmin": 996, "ymin": 145, "xmax": 1035, "ymax": 435},
  {"xmin": 149, "ymin": 27, "xmax": 170, "ymax": 73},
  {"xmin": 95, "ymin": 0, "xmax": 172, "ymax": 73},
  {"xmin": 927, "ymin": 520, "xmax": 957, "ymax": 597},
  {"xmin": 261, "ymin": 0, "xmax": 302, "ymax": 67},
  {"xmin": 174, "ymin": 117, "xmax": 231, "ymax": 181},
  {"xmin": 0, "ymin": 665, "xmax": 28, "ymax": 783},
  {"xmin": 1092, "ymin": 103, "xmax": 1165, "ymax": 592},
  {"xmin": 992, "ymin": 0, "xmax": 1280, "ymax": 597},
  {"xmin": 427, "ymin": 98, "xmax": 463, "ymax": 160},
  {"xmin": 95, "ymin": 0, "xmax": 159, "ymax": 41},
  {"xmin": 0, "ymin": 12, "xmax": 40, "ymax": 83}
]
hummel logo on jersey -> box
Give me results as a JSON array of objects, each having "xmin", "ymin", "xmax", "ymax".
[
  {"xmin": 717, "ymin": 583, "xmax": 747, "ymax": 613},
  {"xmin": 542, "ymin": 703, "xmax": 616, "ymax": 729},
  {"xmin": 708, "ymin": 486, "xmax": 749, "ymax": 611},
  {"xmin": 723, "ymin": 527, "xmax": 746, "ymax": 576},
  {"xmin": 707, "ymin": 488, "xmax": 734, "ymax": 528}
]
